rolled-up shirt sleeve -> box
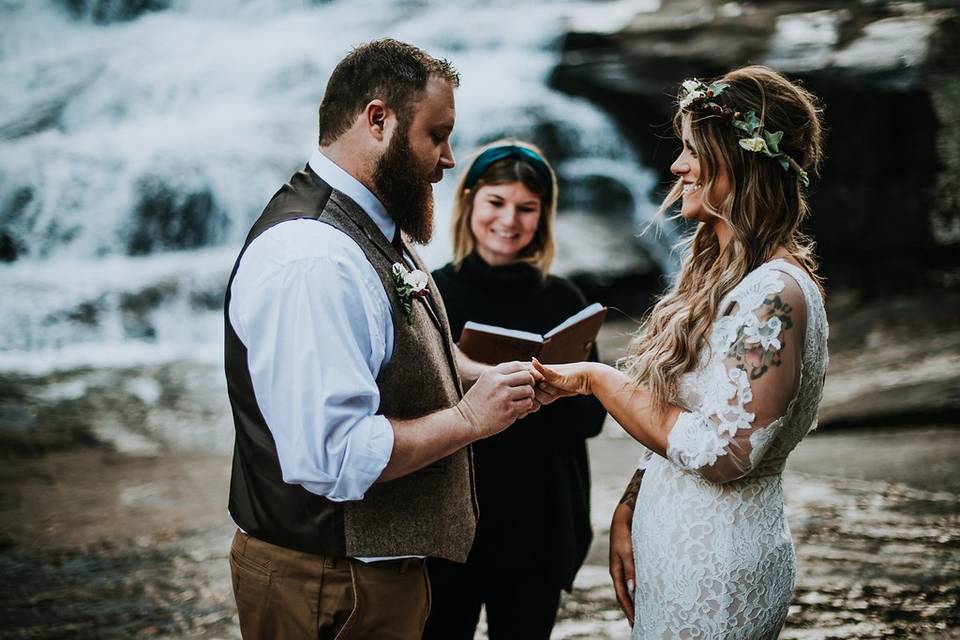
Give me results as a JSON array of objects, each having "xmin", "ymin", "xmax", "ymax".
[{"xmin": 229, "ymin": 222, "xmax": 395, "ymax": 502}]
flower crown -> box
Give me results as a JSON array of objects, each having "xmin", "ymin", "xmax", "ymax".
[{"xmin": 679, "ymin": 79, "xmax": 809, "ymax": 187}]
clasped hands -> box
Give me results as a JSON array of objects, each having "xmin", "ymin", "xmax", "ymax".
[{"xmin": 456, "ymin": 356, "xmax": 597, "ymax": 440}]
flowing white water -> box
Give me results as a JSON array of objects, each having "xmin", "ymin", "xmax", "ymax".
[{"xmin": 0, "ymin": 0, "xmax": 672, "ymax": 373}]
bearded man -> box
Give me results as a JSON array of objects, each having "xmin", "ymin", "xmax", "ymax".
[{"xmin": 224, "ymin": 39, "xmax": 540, "ymax": 639}]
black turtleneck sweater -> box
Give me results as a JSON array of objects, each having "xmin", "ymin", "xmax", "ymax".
[{"xmin": 432, "ymin": 253, "xmax": 607, "ymax": 591}]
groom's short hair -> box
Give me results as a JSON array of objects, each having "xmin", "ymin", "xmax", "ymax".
[{"xmin": 318, "ymin": 39, "xmax": 459, "ymax": 146}]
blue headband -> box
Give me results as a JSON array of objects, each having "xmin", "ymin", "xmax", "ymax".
[{"xmin": 463, "ymin": 145, "xmax": 554, "ymax": 199}]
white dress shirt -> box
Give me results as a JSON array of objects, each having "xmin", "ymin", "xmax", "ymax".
[{"xmin": 228, "ymin": 150, "xmax": 399, "ymax": 507}]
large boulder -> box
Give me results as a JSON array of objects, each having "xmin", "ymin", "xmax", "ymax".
[{"xmin": 550, "ymin": 0, "xmax": 960, "ymax": 293}]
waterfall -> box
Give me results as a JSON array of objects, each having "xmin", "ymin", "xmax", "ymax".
[{"xmin": 0, "ymin": 0, "xmax": 671, "ymax": 373}]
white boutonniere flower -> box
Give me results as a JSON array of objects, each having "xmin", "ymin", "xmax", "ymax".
[{"xmin": 391, "ymin": 262, "xmax": 430, "ymax": 323}]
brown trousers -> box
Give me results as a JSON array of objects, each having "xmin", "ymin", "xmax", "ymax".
[{"xmin": 230, "ymin": 530, "xmax": 431, "ymax": 640}]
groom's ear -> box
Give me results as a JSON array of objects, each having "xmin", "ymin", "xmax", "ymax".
[{"xmin": 363, "ymin": 99, "xmax": 390, "ymax": 142}]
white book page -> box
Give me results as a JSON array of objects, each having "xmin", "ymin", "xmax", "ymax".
[
  {"xmin": 544, "ymin": 302, "xmax": 606, "ymax": 339},
  {"xmin": 463, "ymin": 321, "xmax": 544, "ymax": 343}
]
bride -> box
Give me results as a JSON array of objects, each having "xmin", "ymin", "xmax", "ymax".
[{"xmin": 534, "ymin": 65, "xmax": 828, "ymax": 639}]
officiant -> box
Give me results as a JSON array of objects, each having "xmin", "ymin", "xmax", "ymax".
[{"xmin": 424, "ymin": 140, "xmax": 607, "ymax": 640}]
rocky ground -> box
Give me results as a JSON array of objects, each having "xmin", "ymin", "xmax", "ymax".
[{"xmin": 0, "ymin": 291, "xmax": 957, "ymax": 639}]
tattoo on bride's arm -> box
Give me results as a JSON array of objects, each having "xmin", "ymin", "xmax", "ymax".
[
  {"xmin": 726, "ymin": 294, "xmax": 793, "ymax": 381},
  {"xmin": 619, "ymin": 469, "xmax": 645, "ymax": 509}
]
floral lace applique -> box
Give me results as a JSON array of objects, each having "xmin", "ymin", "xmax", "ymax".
[{"xmin": 667, "ymin": 267, "xmax": 788, "ymax": 473}]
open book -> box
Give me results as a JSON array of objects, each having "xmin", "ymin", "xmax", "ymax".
[{"xmin": 457, "ymin": 303, "xmax": 607, "ymax": 365}]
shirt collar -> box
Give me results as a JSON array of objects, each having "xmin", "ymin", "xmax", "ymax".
[{"xmin": 308, "ymin": 149, "xmax": 395, "ymax": 242}]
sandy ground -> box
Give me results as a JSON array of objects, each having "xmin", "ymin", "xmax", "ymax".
[{"xmin": 1, "ymin": 297, "xmax": 958, "ymax": 639}]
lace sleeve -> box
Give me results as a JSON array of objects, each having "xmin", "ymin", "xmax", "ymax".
[{"xmin": 665, "ymin": 270, "xmax": 807, "ymax": 484}]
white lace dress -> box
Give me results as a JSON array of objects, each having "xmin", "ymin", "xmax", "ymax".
[{"xmin": 631, "ymin": 260, "xmax": 829, "ymax": 639}]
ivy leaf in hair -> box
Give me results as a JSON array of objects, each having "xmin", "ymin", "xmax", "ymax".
[
  {"xmin": 763, "ymin": 130, "xmax": 783, "ymax": 154},
  {"xmin": 733, "ymin": 111, "xmax": 762, "ymax": 136},
  {"xmin": 708, "ymin": 81, "xmax": 729, "ymax": 95}
]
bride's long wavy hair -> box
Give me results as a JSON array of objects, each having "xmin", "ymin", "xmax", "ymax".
[{"xmin": 623, "ymin": 65, "xmax": 825, "ymax": 412}]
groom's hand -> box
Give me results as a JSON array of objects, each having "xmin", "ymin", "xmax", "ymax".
[{"xmin": 456, "ymin": 361, "xmax": 539, "ymax": 439}]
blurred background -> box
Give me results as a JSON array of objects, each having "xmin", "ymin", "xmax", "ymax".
[{"xmin": 1, "ymin": 0, "xmax": 957, "ymax": 638}]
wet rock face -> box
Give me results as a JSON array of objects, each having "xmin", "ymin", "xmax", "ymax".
[
  {"xmin": 0, "ymin": 187, "xmax": 33, "ymax": 262},
  {"xmin": 60, "ymin": 0, "xmax": 170, "ymax": 23},
  {"xmin": 127, "ymin": 178, "xmax": 230, "ymax": 255},
  {"xmin": 550, "ymin": 0, "xmax": 960, "ymax": 293}
]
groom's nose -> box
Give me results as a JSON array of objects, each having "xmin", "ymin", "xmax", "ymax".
[{"xmin": 440, "ymin": 140, "xmax": 455, "ymax": 171}]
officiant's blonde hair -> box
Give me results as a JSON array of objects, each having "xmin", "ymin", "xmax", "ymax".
[
  {"xmin": 623, "ymin": 66, "xmax": 825, "ymax": 412},
  {"xmin": 450, "ymin": 139, "xmax": 557, "ymax": 278}
]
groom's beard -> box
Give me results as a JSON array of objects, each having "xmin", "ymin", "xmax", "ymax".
[{"xmin": 372, "ymin": 126, "xmax": 435, "ymax": 245}]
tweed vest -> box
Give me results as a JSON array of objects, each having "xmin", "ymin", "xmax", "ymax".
[{"xmin": 225, "ymin": 166, "xmax": 477, "ymax": 562}]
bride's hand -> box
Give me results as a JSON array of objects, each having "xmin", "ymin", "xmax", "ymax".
[
  {"xmin": 531, "ymin": 358, "xmax": 594, "ymax": 406},
  {"xmin": 610, "ymin": 502, "xmax": 636, "ymax": 625}
]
